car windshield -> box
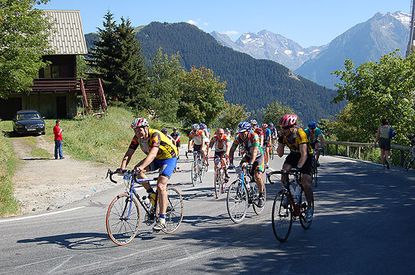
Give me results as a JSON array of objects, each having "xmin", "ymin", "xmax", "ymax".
[{"xmin": 17, "ymin": 113, "xmax": 41, "ymax": 120}]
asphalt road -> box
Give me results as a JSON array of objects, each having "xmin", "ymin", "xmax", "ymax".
[{"xmin": 1, "ymin": 152, "xmax": 415, "ymax": 275}]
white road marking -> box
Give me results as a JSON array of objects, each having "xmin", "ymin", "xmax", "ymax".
[
  {"xmin": 47, "ymin": 255, "xmax": 74, "ymax": 274},
  {"xmin": 0, "ymin": 206, "xmax": 85, "ymax": 224}
]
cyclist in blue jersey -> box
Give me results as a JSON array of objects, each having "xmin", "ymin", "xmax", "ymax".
[
  {"xmin": 304, "ymin": 121, "xmax": 325, "ymax": 166},
  {"xmin": 262, "ymin": 123, "xmax": 272, "ymax": 168}
]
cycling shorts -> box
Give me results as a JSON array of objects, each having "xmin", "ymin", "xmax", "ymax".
[
  {"xmin": 284, "ymin": 152, "xmax": 312, "ymax": 175},
  {"xmin": 148, "ymin": 157, "xmax": 177, "ymax": 178},
  {"xmin": 241, "ymin": 155, "xmax": 264, "ymax": 173},
  {"xmin": 379, "ymin": 138, "xmax": 391, "ymax": 151}
]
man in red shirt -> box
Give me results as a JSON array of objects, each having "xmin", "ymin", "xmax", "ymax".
[{"xmin": 53, "ymin": 119, "xmax": 64, "ymax": 159}]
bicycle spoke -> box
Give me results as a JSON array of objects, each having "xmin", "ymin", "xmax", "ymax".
[{"xmin": 272, "ymin": 190, "xmax": 292, "ymax": 242}]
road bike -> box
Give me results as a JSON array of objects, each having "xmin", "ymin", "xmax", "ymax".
[
  {"xmin": 310, "ymin": 146, "xmax": 324, "ymax": 188},
  {"xmin": 105, "ymin": 169, "xmax": 184, "ymax": 246},
  {"xmin": 186, "ymin": 150, "xmax": 206, "ymax": 186},
  {"xmin": 226, "ymin": 164, "xmax": 266, "ymax": 223},
  {"xmin": 267, "ymin": 168, "xmax": 312, "ymax": 242},
  {"xmin": 213, "ymin": 155, "xmax": 229, "ymax": 199}
]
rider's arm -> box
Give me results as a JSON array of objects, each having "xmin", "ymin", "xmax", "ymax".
[
  {"xmin": 136, "ymin": 146, "xmax": 158, "ymax": 171},
  {"xmin": 120, "ymin": 148, "xmax": 135, "ymax": 170},
  {"xmin": 318, "ymin": 133, "xmax": 326, "ymax": 146},
  {"xmin": 277, "ymin": 137, "xmax": 285, "ymax": 157},
  {"xmin": 297, "ymin": 143, "xmax": 308, "ymax": 168},
  {"xmin": 229, "ymin": 142, "xmax": 238, "ymax": 164}
]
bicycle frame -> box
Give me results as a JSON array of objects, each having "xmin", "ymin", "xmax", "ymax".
[{"xmin": 108, "ymin": 170, "xmax": 158, "ymax": 219}]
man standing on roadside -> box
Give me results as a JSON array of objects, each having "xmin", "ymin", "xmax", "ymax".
[{"xmin": 53, "ymin": 119, "xmax": 64, "ymax": 160}]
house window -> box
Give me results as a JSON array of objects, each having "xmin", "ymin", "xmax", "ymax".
[{"xmin": 44, "ymin": 65, "xmax": 60, "ymax": 78}]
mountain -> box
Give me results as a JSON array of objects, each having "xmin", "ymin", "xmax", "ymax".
[
  {"xmin": 85, "ymin": 22, "xmax": 343, "ymax": 122},
  {"xmin": 295, "ymin": 11, "xmax": 410, "ymax": 88},
  {"xmin": 211, "ymin": 30, "xmax": 325, "ymax": 70}
]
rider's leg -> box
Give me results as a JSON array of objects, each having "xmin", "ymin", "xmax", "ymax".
[
  {"xmin": 301, "ymin": 173, "xmax": 314, "ymax": 208},
  {"xmin": 157, "ymin": 175, "xmax": 169, "ymax": 215}
]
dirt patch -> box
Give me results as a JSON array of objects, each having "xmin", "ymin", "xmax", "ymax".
[{"xmin": 11, "ymin": 136, "xmax": 113, "ymax": 215}]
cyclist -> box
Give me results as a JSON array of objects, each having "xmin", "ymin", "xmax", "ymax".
[
  {"xmin": 188, "ymin": 123, "xmax": 207, "ymax": 165},
  {"xmin": 170, "ymin": 127, "xmax": 181, "ymax": 151},
  {"xmin": 269, "ymin": 122, "xmax": 278, "ymax": 143},
  {"xmin": 262, "ymin": 123, "xmax": 272, "ymax": 168},
  {"xmin": 199, "ymin": 123, "xmax": 210, "ymax": 167},
  {"xmin": 118, "ymin": 118, "xmax": 178, "ymax": 231},
  {"xmin": 375, "ymin": 118, "xmax": 395, "ymax": 169},
  {"xmin": 161, "ymin": 128, "xmax": 176, "ymax": 145},
  {"xmin": 250, "ymin": 119, "xmax": 264, "ymax": 147},
  {"xmin": 229, "ymin": 121, "xmax": 266, "ymax": 207},
  {"xmin": 277, "ymin": 114, "xmax": 314, "ymax": 222},
  {"xmin": 209, "ymin": 128, "xmax": 231, "ymax": 181},
  {"xmin": 304, "ymin": 121, "xmax": 326, "ymax": 166}
]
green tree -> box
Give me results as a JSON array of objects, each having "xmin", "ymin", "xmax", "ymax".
[
  {"xmin": 88, "ymin": 11, "xmax": 118, "ymax": 99},
  {"xmin": 263, "ymin": 101, "xmax": 296, "ymax": 125},
  {"xmin": 148, "ymin": 49, "xmax": 184, "ymax": 121},
  {"xmin": 177, "ymin": 66, "xmax": 226, "ymax": 126},
  {"xmin": 212, "ymin": 102, "xmax": 248, "ymax": 130},
  {"xmin": 332, "ymin": 51, "xmax": 415, "ymax": 144},
  {"xmin": 113, "ymin": 17, "xmax": 148, "ymax": 109},
  {"xmin": 0, "ymin": 0, "xmax": 51, "ymax": 98}
]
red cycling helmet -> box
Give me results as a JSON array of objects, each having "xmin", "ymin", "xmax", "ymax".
[{"xmin": 279, "ymin": 114, "xmax": 298, "ymax": 128}]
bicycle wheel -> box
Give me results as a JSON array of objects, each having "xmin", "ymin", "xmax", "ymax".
[
  {"xmin": 226, "ymin": 180, "xmax": 249, "ymax": 223},
  {"xmin": 161, "ymin": 187, "xmax": 184, "ymax": 233},
  {"xmin": 106, "ymin": 193, "xmax": 140, "ymax": 246},
  {"xmin": 214, "ymin": 168, "xmax": 223, "ymax": 199},
  {"xmin": 311, "ymin": 161, "xmax": 318, "ymax": 188},
  {"xmin": 191, "ymin": 161, "xmax": 198, "ymax": 186},
  {"xmin": 272, "ymin": 190, "xmax": 292, "ymax": 243},
  {"xmin": 299, "ymin": 187, "xmax": 312, "ymax": 229},
  {"xmin": 252, "ymin": 182, "xmax": 266, "ymax": 215}
]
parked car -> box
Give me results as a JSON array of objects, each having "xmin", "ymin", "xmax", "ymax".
[{"xmin": 12, "ymin": 110, "xmax": 45, "ymax": 135}]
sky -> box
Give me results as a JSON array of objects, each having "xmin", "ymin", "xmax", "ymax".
[{"xmin": 38, "ymin": 0, "xmax": 411, "ymax": 47}]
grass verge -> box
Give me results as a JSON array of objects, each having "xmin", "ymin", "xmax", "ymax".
[{"xmin": 0, "ymin": 121, "xmax": 19, "ymax": 216}]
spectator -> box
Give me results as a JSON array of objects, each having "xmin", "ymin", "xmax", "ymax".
[
  {"xmin": 376, "ymin": 118, "xmax": 395, "ymax": 169},
  {"xmin": 53, "ymin": 119, "xmax": 64, "ymax": 159}
]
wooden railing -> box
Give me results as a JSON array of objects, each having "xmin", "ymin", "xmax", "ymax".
[
  {"xmin": 325, "ymin": 141, "xmax": 410, "ymax": 166},
  {"xmin": 32, "ymin": 78, "xmax": 79, "ymax": 92}
]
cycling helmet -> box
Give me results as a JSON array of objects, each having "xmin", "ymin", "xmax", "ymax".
[
  {"xmin": 269, "ymin": 122, "xmax": 274, "ymax": 127},
  {"xmin": 192, "ymin": 123, "xmax": 200, "ymax": 130},
  {"xmin": 217, "ymin": 128, "xmax": 225, "ymax": 135},
  {"xmin": 161, "ymin": 128, "xmax": 168, "ymax": 134},
  {"xmin": 238, "ymin": 121, "xmax": 251, "ymax": 133},
  {"xmin": 279, "ymin": 114, "xmax": 298, "ymax": 128},
  {"xmin": 308, "ymin": 121, "xmax": 317, "ymax": 129},
  {"xmin": 131, "ymin": 117, "xmax": 149, "ymax": 129},
  {"xmin": 250, "ymin": 119, "xmax": 258, "ymax": 126},
  {"xmin": 199, "ymin": 123, "xmax": 207, "ymax": 130}
]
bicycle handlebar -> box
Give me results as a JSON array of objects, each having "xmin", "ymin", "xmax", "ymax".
[
  {"xmin": 266, "ymin": 168, "xmax": 300, "ymax": 184},
  {"xmin": 106, "ymin": 169, "xmax": 158, "ymax": 184}
]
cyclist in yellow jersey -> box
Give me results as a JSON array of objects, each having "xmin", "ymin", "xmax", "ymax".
[
  {"xmin": 117, "ymin": 118, "xmax": 178, "ymax": 231},
  {"xmin": 277, "ymin": 114, "xmax": 314, "ymax": 222}
]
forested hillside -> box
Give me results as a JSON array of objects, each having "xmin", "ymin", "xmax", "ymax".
[{"xmin": 86, "ymin": 22, "xmax": 344, "ymax": 122}]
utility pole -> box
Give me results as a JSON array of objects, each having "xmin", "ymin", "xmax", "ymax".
[{"xmin": 406, "ymin": 0, "xmax": 415, "ymax": 57}]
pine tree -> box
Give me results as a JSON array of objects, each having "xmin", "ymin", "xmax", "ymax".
[
  {"xmin": 113, "ymin": 17, "xmax": 148, "ymax": 109},
  {"xmin": 88, "ymin": 12, "xmax": 118, "ymax": 99}
]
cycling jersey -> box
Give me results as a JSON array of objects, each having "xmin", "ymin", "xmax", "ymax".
[
  {"xmin": 233, "ymin": 130, "xmax": 263, "ymax": 158},
  {"xmin": 129, "ymin": 129, "xmax": 178, "ymax": 160},
  {"xmin": 209, "ymin": 134, "xmax": 230, "ymax": 152},
  {"xmin": 263, "ymin": 128, "xmax": 272, "ymax": 145},
  {"xmin": 304, "ymin": 127, "xmax": 323, "ymax": 144},
  {"xmin": 189, "ymin": 130, "xmax": 205, "ymax": 146},
  {"xmin": 279, "ymin": 127, "xmax": 313, "ymax": 154}
]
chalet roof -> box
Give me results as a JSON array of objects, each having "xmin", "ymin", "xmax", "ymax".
[{"xmin": 43, "ymin": 10, "xmax": 88, "ymax": 55}]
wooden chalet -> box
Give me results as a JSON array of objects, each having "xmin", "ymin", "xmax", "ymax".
[{"xmin": 0, "ymin": 10, "xmax": 106, "ymax": 120}]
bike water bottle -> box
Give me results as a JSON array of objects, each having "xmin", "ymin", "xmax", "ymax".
[{"xmin": 149, "ymin": 192, "xmax": 157, "ymax": 206}]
